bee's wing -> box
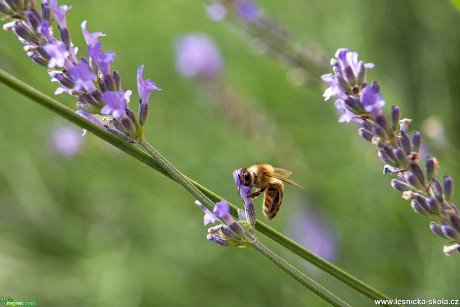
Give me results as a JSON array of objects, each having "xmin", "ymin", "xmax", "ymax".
[{"xmin": 271, "ymin": 168, "xmax": 305, "ymax": 190}]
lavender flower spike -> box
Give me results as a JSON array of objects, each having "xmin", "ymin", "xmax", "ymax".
[{"xmin": 322, "ymin": 48, "xmax": 460, "ymax": 255}]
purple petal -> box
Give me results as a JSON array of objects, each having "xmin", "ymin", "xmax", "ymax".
[
  {"xmin": 137, "ymin": 65, "xmax": 160, "ymax": 106},
  {"xmin": 50, "ymin": 0, "xmax": 71, "ymax": 29},
  {"xmin": 81, "ymin": 20, "xmax": 105, "ymax": 47},
  {"xmin": 76, "ymin": 110, "xmax": 104, "ymax": 127},
  {"xmin": 360, "ymin": 81, "xmax": 385, "ymax": 112},
  {"xmin": 213, "ymin": 200, "xmax": 230, "ymax": 219},
  {"xmin": 101, "ymin": 91, "xmax": 127, "ymax": 118},
  {"xmin": 68, "ymin": 61, "xmax": 96, "ymax": 92},
  {"xmin": 88, "ymin": 42, "xmax": 114, "ymax": 76},
  {"xmin": 195, "ymin": 200, "xmax": 218, "ymax": 225},
  {"xmin": 43, "ymin": 40, "xmax": 69, "ymax": 68}
]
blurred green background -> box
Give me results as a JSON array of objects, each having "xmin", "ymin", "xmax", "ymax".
[{"xmin": 1, "ymin": 0, "xmax": 459, "ymax": 306}]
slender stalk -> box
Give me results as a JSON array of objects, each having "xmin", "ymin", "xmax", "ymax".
[
  {"xmin": 252, "ymin": 240, "xmax": 350, "ymax": 306},
  {"xmin": 0, "ymin": 68, "xmax": 394, "ymax": 302}
]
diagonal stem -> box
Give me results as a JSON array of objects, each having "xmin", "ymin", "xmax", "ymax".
[{"xmin": 0, "ymin": 68, "xmax": 397, "ymax": 304}]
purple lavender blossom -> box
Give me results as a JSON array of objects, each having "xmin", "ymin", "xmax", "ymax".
[
  {"xmin": 101, "ymin": 90, "xmax": 130, "ymax": 118},
  {"xmin": 335, "ymin": 99, "xmax": 360, "ymax": 123},
  {"xmin": 43, "ymin": 40, "xmax": 69, "ymax": 68},
  {"xmin": 233, "ymin": 168, "xmax": 256, "ymax": 226},
  {"xmin": 88, "ymin": 42, "xmax": 114, "ymax": 76},
  {"xmin": 174, "ymin": 33, "xmax": 223, "ymax": 78},
  {"xmin": 49, "ymin": 0, "xmax": 70, "ymax": 30},
  {"xmin": 52, "ymin": 124, "xmax": 82, "ymax": 156},
  {"xmin": 81, "ymin": 20, "xmax": 104, "ymax": 47},
  {"xmin": 137, "ymin": 65, "xmax": 160, "ymax": 106},
  {"xmin": 68, "ymin": 61, "xmax": 96, "ymax": 92},
  {"xmin": 195, "ymin": 200, "xmax": 218, "ymax": 225},
  {"xmin": 361, "ymin": 81, "xmax": 385, "ymax": 112}
]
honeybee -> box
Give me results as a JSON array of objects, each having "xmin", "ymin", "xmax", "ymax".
[{"xmin": 237, "ymin": 164, "xmax": 304, "ymax": 220}]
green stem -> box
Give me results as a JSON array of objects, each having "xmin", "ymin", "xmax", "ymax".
[
  {"xmin": 252, "ymin": 240, "xmax": 350, "ymax": 307},
  {"xmin": 0, "ymin": 68, "xmax": 395, "ymax": 303}
]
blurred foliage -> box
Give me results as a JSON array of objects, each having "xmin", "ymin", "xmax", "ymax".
[{"xmin": 0, "ymin": 0, "xmax": 459, "ymax": 306}]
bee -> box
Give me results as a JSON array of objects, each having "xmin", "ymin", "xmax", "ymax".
[{"xmin": 237, "ymin": 164, "xmax": 304, "ymax": 220}]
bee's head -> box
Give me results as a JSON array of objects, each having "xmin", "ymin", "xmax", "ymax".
[{"xmin": 239, "ymin": 167, "xmax": 253, "ymax": 186}]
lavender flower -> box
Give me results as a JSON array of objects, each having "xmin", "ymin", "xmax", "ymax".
[
  {"xmin": 322, "ymin": 48, "xmax": 460, "ymax": 255},
  {"xmin": 233, "ymin": 168, "xmax": 256, "ymax": 226},
  {"xmin": 195, "ymin": 199, "xmax": 251, "ymax": 247},
  {"xmin": 1, "ymin": 0, "xmax": 160, "ymax": 143},
  {"xmin": 174, "ymin": 33, "xmax": 223, "ymax": 78}
]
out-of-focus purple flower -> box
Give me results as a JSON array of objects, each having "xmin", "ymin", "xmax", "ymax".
[
  {"xmin": 81, "ymin": 20, "xmax": 104, "ymax": 47},
  {"xmin": 174, "ymin": 33, "xmax": 223, "ymax": 78},
  {"xmin": 287, "ymin": 207, "xmax": 336, "ymax": 262},
  {"xmin": 52, "ymin": 124, "xmax": 82, "ymax": 156},
  {"xmin": 206, "ymin": 3, "xmax": 227, "ymax": 21},
  {"xmin": 137, "ymin": 65, "xmax": 160, "ymax": 106},
  {"xmin": 360, "ymin": 81, "xmax": 385, "ymax": 112},
  {"xmin": 68, "ymin": 60, "xmax": 96, "ymax": 92},
  {"xmin": 88, "ymin": 42, "xmax": 114, "ymax": 76},
  {"xmin": 321, "ymin": 72, "xmax": 348, "ymax": 101},
  {"xmin": 235, "ymin": 0, "xmax": 260, "ymax": 22},
  {"xmin": 101, "ymin": 90, "xmax": 129, "ymax": 118},
  {"xmin": 43, "ymin": 40, "xmax": 69, "ymax": 68}
]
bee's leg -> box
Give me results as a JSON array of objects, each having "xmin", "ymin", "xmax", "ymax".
[{"xmin": 248, "ymin": 185, "xmax": 267, "ymax": 198}]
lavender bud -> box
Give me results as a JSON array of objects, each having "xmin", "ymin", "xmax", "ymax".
[
  {"xmin": 106, "ymin": 126, "xmax": 133, "ymax": 143},
  {"xmin": 409, "ymin": 162, "xmax": 425, "ymax": 187},
  {"xmin": 112, "ymin": 118, "xmax": 129, "ymax": 135},
  {"xmin": 337, "ymin": 74, "xmax": 352, "ymax": 93},
  {"xmin": 26, "ymin": 9, "xmax": 42, "ymax": 30},
  {"xmin": 390, "ymin": 105, "xmax": 400, "ymax": 132},
  {"xmin": 430, "ymin": 178, "xmax": 444, "ymax": 202},
  {"xmin": 0, "ymin": 2, "xmax": 13, "ymax": 15},
  {"xmin": 411, "ymin": 200, "xmax": 428, "ymax": 216},
  {"xmin": 28, "ymin": 51, "xmax": 49, "ymax": 66},
  {"xmin": 375, "ymin": 112, "xmax": 391, "ymax": 137},
  {"xmin": 430, "ymin": 222, "xmax": 448, "ymax": 239},
  {"xmin": 404, "ymin": 172, "xmax": 424, "ymax": 191},
  {"xmin": 358, "ymin": 128, "xmax": 374, "ymax": 142},
  {"xmin": 207, "ymin": 233, "xmax": 229, "ymax": 246},
  {"xmin": 393, "ymin": 148, "xmax": 409, "ymax": 168},
  {"xmin": 60, "ymin": 27, "xmax": 71, "ymax": 50},
  {"xmin": 450, "ymin": 215, "xmax": 460, "ymax": 234},
  {"xmin": 41, "ymin": 0, "xmax": 51, "ymax": 23},
  {"xmin": 383, "ymin": 165, "xmax": 399, "ymax": 175},
  {"xmin": 425, "ymin": 156, "xmax": 436, "ymax": 182},
  {"xmin": 113, "ymin": 70, "xmax": 121, "ymax": 91},
  {"xmin": 343, "ymin": 65, "xmax": 356, "ymax": 86},
  {"xmin": 356, "ymin": 61, "xmax": 366, "ymax": 85},
  {"xmin": 220, "ymin": 225, "xmax": 240, "ymax": 240},
  {"xmin": 228, "ymin": 221, "xmax": 246, "ymax": 240},
  {"xmin": 397, "ymin": 130, "xmax": 411, "ymax": 155},
  {"xmin": 443, "ymin": 175, "xmax": 453, "ymax": 201},
  {"xmin": 378, "ymin": 150, "xmax": 397, "ymax": 167},
  {"xmin": 138, "ymin": 102, "xmax": 149, "ymax": 126},
  {"xmin": 426, "ymin": 197, "xmax": 441, "ymax": 215},
  {"xmin": 121, "ymin": 116, "xmax": 137, "ymax": 137},
  {"xmin": 103, "ymin": 73, "xmax": 116, "ymax": 92},
  {"xmin": 411, "ymin": 131, "xmax": 421, "ymax": 153},
  {"xmin": 441, "ymin": 225, "xmax": 460, "ymax": 241},
  {"xmin": 361, "ymin": 120, "xmax": 373, "ymax": 132},
  {"xmin": 373, "ymin": 125, "xmax": 387, "ymax": 140},
  {"xmin": 13, "ymin": 21, "xmax": 40, "ymax": 44},
  {"xmin": 391, "ymin": 179, "xmax": 414, "ymax": 192},
  {"xmin": 5, "ymin": 0, "xmax": 20, "ymax": 11}
]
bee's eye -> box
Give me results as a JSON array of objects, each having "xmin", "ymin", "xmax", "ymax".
[{"xmin": 243, "ymin": 171, "xmax": 251, "ymax": 183}]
